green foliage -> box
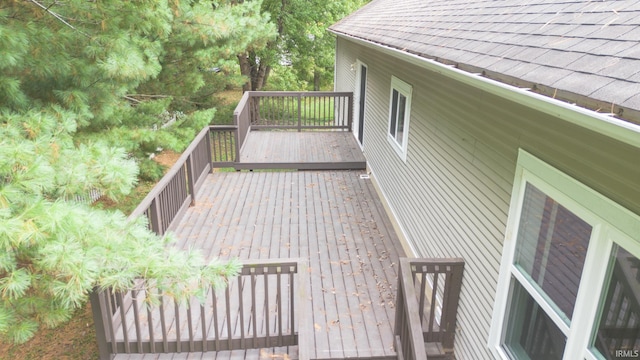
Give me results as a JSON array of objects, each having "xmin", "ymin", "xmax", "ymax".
[
  {"xmin": 0, "ymin": 108, "xmax": 242, "ymax": 344},
  {"xmin": 135, "ymin": 0, "xmax": 274, "ymax": 112},
  {"xmin": 0, "ymin": 0, "xmax": 272, "ymax": 344},
  {"xmin": 240, "ymin": 0, "xmax": 367, "ymax": 91},
  {"xmin": 263, "ymin": 64, "xmax": 309, "ymax": 91}
]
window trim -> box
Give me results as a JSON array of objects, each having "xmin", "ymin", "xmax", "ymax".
[
  {"xmin": 387, "ymin": 76, "xmax": 412, "ymax": 161},
  {"xmin": 488, "ymin": 149, "xmax": 640, "ymax": 360}
]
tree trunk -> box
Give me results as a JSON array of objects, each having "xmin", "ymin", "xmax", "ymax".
[
  {"xmin": 238, "ymin": 51, "xmax": 271, "ymax": 92},
  {"xmin": 313, "ymin": 70, "xmax": 320, "ymax": 91},
  {"xmin": 237, "ymin": 54, "xmax": 253, "ymax": 93}
]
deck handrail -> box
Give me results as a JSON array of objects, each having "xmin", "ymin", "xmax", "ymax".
[
  {"xmin": 129, "ymin": 126, "xmax": 213, "ymax": 235},
  {"xmin": 395, "ymin": 257, "xmax": 465, "ymax": 360},
  {"xmin": 234, "ymin": 91, "xmax": 353, "ymax": 141},
  {"xmin": 91, "ymin": 258, "xmax": 310, "ymax": 359}
]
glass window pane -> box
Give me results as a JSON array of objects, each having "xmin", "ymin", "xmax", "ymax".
[
  {"xmin": 396, "ymin": 94, "xmax": 406, "ymax": 145},
  {"xmin": 505, "ymin": 280, "xmax": 567, "ymax": 359},
  {"xmin": 592, "ymin": 245, "xmax": 640, "ymax": 358},
  {"xmin": 514, "ymin": 183, "xmax": 592, "ymax": 320},
  {"xmin": 390, "ymin": 90, "xmax": 398, "ymax": 137}
]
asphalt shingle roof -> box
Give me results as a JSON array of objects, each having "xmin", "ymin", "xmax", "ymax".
[{"xmin": 330, "ymin": 0, "xmax": 640, "ymax": 121}]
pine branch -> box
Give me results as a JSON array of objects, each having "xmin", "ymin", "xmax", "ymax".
[
  {"xmin": 124, "ymin": 96, "xmax": 142, "ymax": 104},
  {"xmin": 126, "ymin": 94, "xmax": 173, "ymax": 99},
  {"xmin": 27, "ymin": 0, "xmax": 91, "ymax": 38}
]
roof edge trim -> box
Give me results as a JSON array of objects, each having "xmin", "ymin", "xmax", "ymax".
[{"xmin": 330, "ymin": 30, "xmax": 640, "ymax": 148}]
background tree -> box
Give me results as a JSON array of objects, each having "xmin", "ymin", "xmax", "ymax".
[
  {"xmin": 238, "ymin": 0, "xmax": 366, "ymax": 92},
  {"xmin": 0, "ymin": 0, "xmax": 273, "ymax": 343}
]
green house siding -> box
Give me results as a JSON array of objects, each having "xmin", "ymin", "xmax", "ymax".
[{"xmin": 335, "ymin": 36, "xmax": 640, "ymax": 360}]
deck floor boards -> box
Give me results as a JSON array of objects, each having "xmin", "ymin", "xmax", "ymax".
[
  {"xmin": 114, "ymin": 170, "xmax": 404, "ymax": 360},
  {"xmin": 238, "ymin": 132, "xmax": 366, "ymax": 169},
  {"xmin": 173, "ymin": 170, "xmax": 405, "ymax": 359}
]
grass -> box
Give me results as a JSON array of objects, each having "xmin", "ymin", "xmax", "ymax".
[{"xmin": 0, "ymin": 304, "xmax": 98, "ymax": 360}]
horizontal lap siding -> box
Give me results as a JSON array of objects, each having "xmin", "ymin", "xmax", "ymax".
[{"xmin": 335, "ymin": 37, "xmax": 640, "ymax": 360}]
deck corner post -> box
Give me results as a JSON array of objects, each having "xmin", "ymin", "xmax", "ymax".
[
  {"xmin": 186, "ymin": 154, "xmax": 196, "ymax": 206},
  {"xmin": 233, "ymin": 126, "xmax": 240, "ymax": 164},
  {"xmin": 150, "ymin": 198, "xmax": 163, "ymax": 236},
  {"xmin": 297, "ymin": 93, "xmax": 302, "ymax": 132},
  {"xmin": 90, "ymin": 289, "xmax": 113, "ymax": 360},
  {"xmin": 296, "ymin": 258, "xmax": 311, "ymax": 360},
  {"xmin": 205, "ymin": 127, "xmax": 214, "ymax": 173},
  {"xmin": 348, "ymin": 92, "xmax": 354, "ymax": 131},
  {"xmin": 442, "ymin": 260, "xmax": 465, "ymax": 350}
]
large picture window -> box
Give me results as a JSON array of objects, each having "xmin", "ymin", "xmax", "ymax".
[
  {"xmin": 387, "ymin": 76, "xmax": 412, "ymax": 161},
  {"xmin": 489, "ymin": 150, "xmax": 640, "ymax": 360}
]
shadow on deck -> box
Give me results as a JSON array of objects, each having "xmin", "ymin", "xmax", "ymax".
[{"xmin": 91, "ymin": 92, "xmax": 464, "ymax": 360}]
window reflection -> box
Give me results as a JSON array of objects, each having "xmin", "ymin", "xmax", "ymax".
[
  {"xmin": 514, "ymin": 183, "xmax": 592, "ymax": 321},
  {"xmin": 504, "ymin": 280, "xmax": 567, "ymax": 359},
  {"xmin": 593, "ymin": 246, "xmax": 640, "ymax": 358}
]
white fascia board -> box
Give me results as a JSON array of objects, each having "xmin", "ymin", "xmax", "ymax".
[{"xmin": 330, "ymin": 31, "xmax": 640, "ymax": 148}]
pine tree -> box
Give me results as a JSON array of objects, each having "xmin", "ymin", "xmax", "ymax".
[{"xmin": 0, "ymin": 0, "xmax": 273, "ymax": 343}]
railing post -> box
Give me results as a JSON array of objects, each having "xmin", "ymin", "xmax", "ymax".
[
  {"xmin": 233, "ymin": 126, "xmax": 240, "ymax": 164},
  {"xmin": 395, "ymin": 258, "xmax": 428, "ymax": 360},
  {"xmin": 186, "ymin": 155, "xmax": 196, "ymax": 206},
  {"xmin": 297, "ymin": 93, "xmax": 302, "ymax": 132},
  {"xmin": 297, "ymin": 259, "xmax": 311, "ymax": 360},
  {"xmin": 205, "ymin": 127, "xmax": 214, "ymax": 173},
  {"xmin": 347, "ymin": 92, "xmax": 354, "ymax": 132},
  {"xmin": 249, "ymin": 93, "xmax": 257, "ymax": 126},
  {"xmin": 149, "ymin": 198, "xmax": 163, "ymax": 236},
  {"xmin": 442, "ymin": 262, "xmax": 465, "ymax": 350},
  {"xmin": 90, "ymin": 290, "xmax": 112, "ymax": 360}
]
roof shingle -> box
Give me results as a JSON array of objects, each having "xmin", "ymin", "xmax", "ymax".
[{"xmin": 330, "ymin": 0, "xmax": 640, "ymax": 118}]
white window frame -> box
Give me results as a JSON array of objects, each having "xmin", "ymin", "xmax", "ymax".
[
  {"xmin": 387, "ymin": 76, "xmax": 412, "ymax": 161},
  {"xmin": 488, "ymin": 149, "xmax": 640, "ymax": 360}
]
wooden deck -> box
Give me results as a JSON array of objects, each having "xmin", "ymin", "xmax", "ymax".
[
  {"xmin": 101, "ymin": 94, "xmax": 463, "ymax": 360},
  {"xmin": 141, "ymin": 170, "xmax": 405, "ymax": 360},
  {"xmin": 236, "ymin": 132, "xmax": 366, "ymax": 170}
]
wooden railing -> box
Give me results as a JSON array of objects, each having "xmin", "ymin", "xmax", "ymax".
[
  {"xmin": 209, "ymin": 125, "xmax": 238, "ymax": 167},
  {"xmin": 130, "ymin": 126, "xmax": 212, "ymax": 235},
  {"xmin": 129, "ymin": 125, "xmax": 241, "ymax": 234},
  {"xmin": 234, "ymin": 91, "xmax": 353, "ymax": 153},
  {"xmin": 91, "ymin": 259, "xmax": 310, "ymax": 359},
  {"xmin": 394, "ymin": 258, "xmax": 465, "ymax": 360}
]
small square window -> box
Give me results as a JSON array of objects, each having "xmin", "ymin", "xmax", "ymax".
[{"xmin": 387, "ymin": 76, "xmax": 412, "ymax": 161}]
